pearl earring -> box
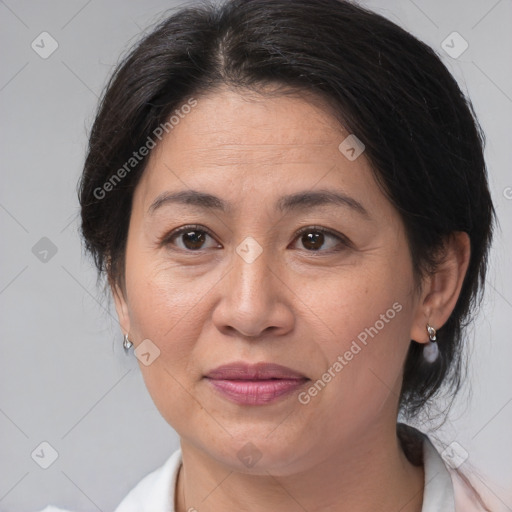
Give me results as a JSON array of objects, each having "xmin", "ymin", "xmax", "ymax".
[{"xmin": 423, "ymin": 324, "xmax": 439, "ymax": 363}]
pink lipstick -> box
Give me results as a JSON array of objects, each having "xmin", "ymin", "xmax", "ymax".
[{"xmin": 204, "ymin": 362, "xmax": 309, "ymax": 405}]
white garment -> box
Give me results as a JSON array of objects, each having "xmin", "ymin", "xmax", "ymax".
[{"xmin": 37, "ymin": 434, "xmax": 499, "ymax": 512}]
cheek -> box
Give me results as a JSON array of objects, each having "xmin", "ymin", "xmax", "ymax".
[
  {"xmin": 123, "ymin": 263, "xmax": 213, "ymax": 428},
  {"xmin": 123, "ymin": 254, "xmax": 211, "ymax": 379},
  {"xmin": 302, "ymin": 251, "xmax": 416, "ymax": 412},
  {"xmin": 308, "ymin": 248, "xmax": 413, "ymax": 342},
  {"xmin": 124, "ymin": 248, "xmax": 214, "ymax": 337}
]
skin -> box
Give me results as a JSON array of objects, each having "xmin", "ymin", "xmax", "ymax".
[{"xmin": 112, "ymin": 85, "xmax": 470, "ymax": 512}]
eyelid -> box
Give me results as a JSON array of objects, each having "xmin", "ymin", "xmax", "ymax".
[{"xmin": 160, "ymin": 224, "xmax": 352, "ymax": 252}]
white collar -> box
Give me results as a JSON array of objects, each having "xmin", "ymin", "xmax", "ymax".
[
  {"xmin": 421, "ymin": 435, "xmax": 456, "ymax": 511},
  {"xmin": 113, "ymin": 435, "xmax": 456, "ymax": 511}
]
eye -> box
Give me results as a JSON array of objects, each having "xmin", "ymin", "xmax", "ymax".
[
  {"xmin": 161, "ymin": 225, "xmax": 350, "ymax": 253},
  {"xmin": 291, "ymin": 226, "xmax": 350, "ymax": 252},
  {"xmin": 163, "ymin": 225, "xmax": 221, "ymax": 251}
]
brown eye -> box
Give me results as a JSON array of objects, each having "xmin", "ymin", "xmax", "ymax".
[
  {"xmin": 164, "ymin": 225, "xmax": 220, "ymax": 251},
  {"xmin": 301, "ymin": 231, "xmax": 325, "ymax": 251},
  {"xmin": 293, "ymin": 227, "xmax": 350, "ymax": 252},
  {"xmin": 180, "ymin": 230, "xmax": 207, "ymax": 250}
]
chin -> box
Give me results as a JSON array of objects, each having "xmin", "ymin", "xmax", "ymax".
[{"xmin": 201, "ymin": 434, "xmax": 311, "ymax": 476}]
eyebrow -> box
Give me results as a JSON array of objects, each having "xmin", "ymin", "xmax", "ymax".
[{"xmin": 148, "ymin": 189, "xmax": 370, "ymax": 218}]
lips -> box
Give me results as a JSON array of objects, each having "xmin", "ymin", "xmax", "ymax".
[
  {"xmin": 204, "ymin": 362, "xmax": 309, "ymax": 405},
  {"xmin": 206, "ymin": 362, "xmax": 307, "ymax": 380}
]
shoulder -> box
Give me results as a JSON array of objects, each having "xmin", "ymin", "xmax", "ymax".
[
  {"xmin": 398, "ymin": 423, "xmax": 505, "ymax": 512},
  {"xmin": 113, "ymin": 448, "xmax": 182, "ymax": 511},
  {"xmin": 33, "ymin": 449, "xmax": 182, "ymax": 512},
  {"xmin": 448, "ymin": 462, "xmax": 510, "ymax": 512}
]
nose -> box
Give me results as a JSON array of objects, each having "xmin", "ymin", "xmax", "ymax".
[{"xmin": 211, "ymin": 243, "xmax": 295, "ymax": 339}]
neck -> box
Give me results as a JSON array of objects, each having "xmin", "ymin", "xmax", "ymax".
[{"xmin": 175, "ymin": 423, "xmax": 424, "ymax": 512}]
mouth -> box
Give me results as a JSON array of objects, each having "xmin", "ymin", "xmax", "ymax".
[{"xmin": 204, "ymin": 362, "xmax": 310, "ymax": 405}]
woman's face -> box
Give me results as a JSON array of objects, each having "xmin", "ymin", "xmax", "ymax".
[{"xmin": 113, "ymin": 86, "xmax": 427, "ymax": 474}]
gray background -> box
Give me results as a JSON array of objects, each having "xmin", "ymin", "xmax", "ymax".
[{"xmin": 0, "ymin": 0, "xmax": 511, "ymax": 510}]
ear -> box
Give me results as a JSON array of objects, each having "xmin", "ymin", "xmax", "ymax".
[
  {"xmin": 410, "ymin": 232, "xmax": 471, "ymax": 343},
  {"xmin": 110, "ymin": 277, "xmax": 131, "ymax": 337}
]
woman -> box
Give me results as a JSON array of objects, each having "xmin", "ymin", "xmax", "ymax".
[{"xmin": 40, "ymin": 0, "xmax": 500, "ymax": 510}]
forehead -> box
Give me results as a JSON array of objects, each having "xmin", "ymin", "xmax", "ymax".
[
  {"xmin": 174, "ymin": 87, "xmax": 342, "ymax": 151},
  {"xmin": 134, "ymin": 86, "xmax": 381, "ymax": 214}
]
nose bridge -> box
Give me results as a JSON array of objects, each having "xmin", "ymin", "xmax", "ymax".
[
  {"xmin": 212, "ymin": 233, "xmax": 293, "ymax": 338},
  {"xmin": 230, "ymin": 236, "xmax": 273, "ymax": 309}
]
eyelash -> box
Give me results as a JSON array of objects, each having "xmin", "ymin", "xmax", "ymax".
[{"xmin": 160, "ymin": 224, "xmax": 352, "ymax": 254}]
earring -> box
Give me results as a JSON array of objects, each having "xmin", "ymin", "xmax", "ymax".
[
  {"xmin": 123, "ymin": 334, "xmax": 133, "ymax": 352},
  {"xmin": 423, "ymin": 324, "xmax": 439, "ymax": 363}
]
